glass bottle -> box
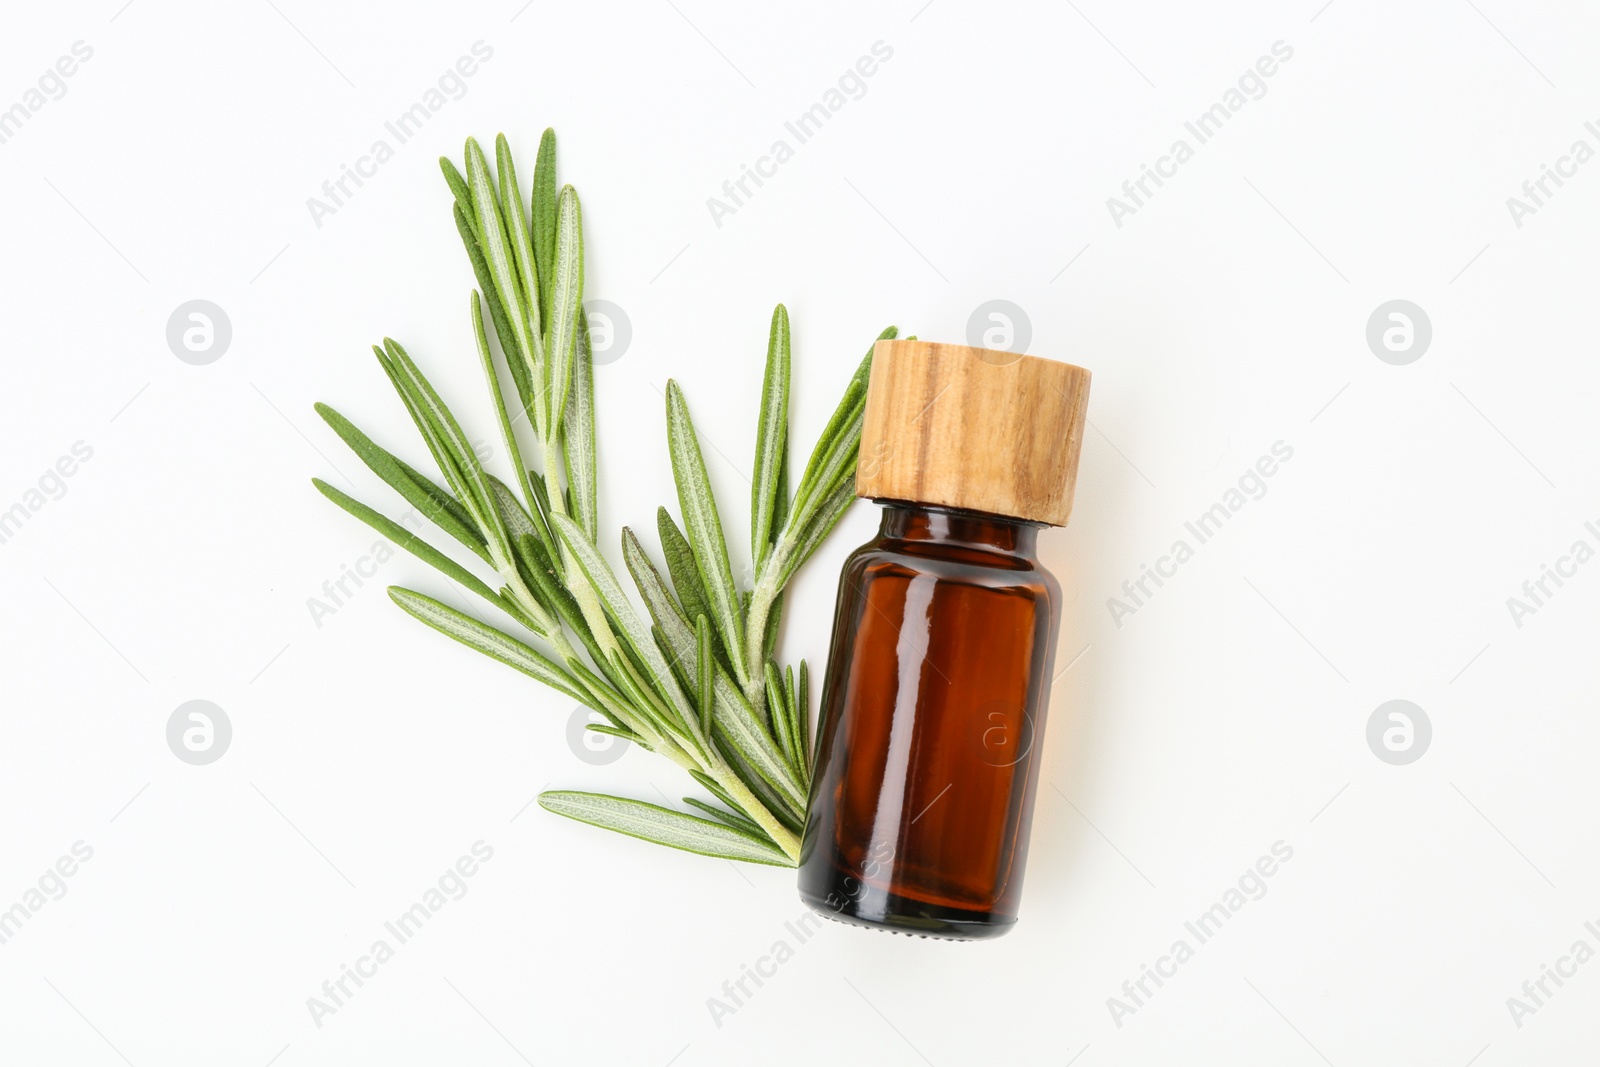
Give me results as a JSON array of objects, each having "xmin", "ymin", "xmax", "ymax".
[{"xmin": 798, "ymin": 339, "xmax": 1091, "ymax": 939}]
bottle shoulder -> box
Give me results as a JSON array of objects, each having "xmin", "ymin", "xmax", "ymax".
[{"xmin": 843, "ymin": 536, "xmax": 1059, "ymax": 594}]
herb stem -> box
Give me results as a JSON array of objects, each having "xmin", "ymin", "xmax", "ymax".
[{"xmin": 708, "ymin": 757, "xmax": 802, "ymax": 860}]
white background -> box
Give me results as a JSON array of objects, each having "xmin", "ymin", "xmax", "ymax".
[{"xmin": 2, "ymin": 0, "xmax": 1597, "ymax": 1063}]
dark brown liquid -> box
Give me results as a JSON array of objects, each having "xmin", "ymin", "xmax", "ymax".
[{"xmin": 798, "ymin": 503, "xmax": 1060, "ymax": 939}]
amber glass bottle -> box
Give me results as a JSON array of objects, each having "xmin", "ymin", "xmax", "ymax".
[{"xmin": 798, "ymin": 340, "xmax": 1090, "ymax": 939}]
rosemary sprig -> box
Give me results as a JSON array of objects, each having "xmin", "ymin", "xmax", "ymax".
[{"xmin": 314, "ymin": 128, "xmax": 895, "ymax": 865}]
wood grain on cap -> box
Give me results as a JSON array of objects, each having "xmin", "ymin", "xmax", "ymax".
[{"xmin": 855, "ymin": 340, "xmax": 1091, "ymax": 526}]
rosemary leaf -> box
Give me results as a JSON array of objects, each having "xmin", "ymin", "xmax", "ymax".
[
  {"xmin": 550, "ymin": 513, "xmax": 703, "ymax": 747},
  {"xmin": 751, "ymin": 304, "xmax": 790, "ymax": 571},
  {"xmin": 382, "ymin": 338, "xmax": 513, "ymax": 565},
  {"xmin": 389, "ymin": 587, "xmax": 584, "ymax": 701},
  {"xmin": 777, "ymin": 477, "xmax": 857, "ymax": 590},
  {"xmin": 465, "ymin": 137, "xmax": 544, "ymax": 437},
  {"xmin": 530, "ymin": 127, "xmax": 558, "ymax": 323},
  {"xmin": 656, "ymin": 507, "xmax": 720, "ymax": 663},
  {"xmin": 563, "ymin": 307, "xmax": 598, "ymax": 543},
  {"xmin": 665, "ymin": 381, "xmax": 746, "ymax": 683},
  {"xmin": 439, "ymin": 156, "xmax": 475, "ymax": 237},
  {"xmin": 620, "ymin": 527, "xmax": 803, "ymax": 808},
  {"xmin": 683, "ymin": 796, "xmax": 767, "ymax": 839},
  {"xmin": 719, "ymin": 742, "xmax": 806, "ymax": 834},
  {"xmin": 764, "ymin": 661, "xmax": 798, "ymax": 774},
  {"xmin": 472, "ymin": 292, "xmax": 537, "ymax": 517},
  {"xmin": 605, "ymin": 648, "xmax": 688, "ymax": 752},
  {"xmin": 787, "ymin": 327, "xmax": 895, "ymax": 528},
  {"xmin": 798, "ymin": 660, "xmax": 812, "ymax": 773},
  {"xmin": 538, "ymin": 791, "xmax": 792, "ymax": 867},
  {"xmin": 525, "ymin": 470, "xmax": 559, "ymax": 558},
  {"xmin": 451, "ymin": 203, "xmax": 530, "ymax": 413},
  {"xmin": 696, "ymin": 614, "xmax": 714, "ymax": 743},
  {"xmin": 314, "ymin": 402, "xmax": 489, "ymax": 562},
  {"xmin": 688, "ymin": 769, "xmax": 752, "ymax": 820},
  {"xmin": 783, "ymin": 663, "xmax": 800, "ymax": 773},
  {"xmin": 771, "ymin": 433, "xmax": 790, "ymax": 559},
  {"xmin": 588, "ymin": 722, "xmax": 642, "ymax": 743},
  {"xmin": 313, "ymin": 479, "xmax": 500, "ymax": 608},
  {"xmin": 496, "ymin": 587, "xmax": 547, "ymax": 635},
  {"xmin": 544, "ymin": 185, "xmax": 584, "ymax": 439},
  {"xmin": 373, "ymin": 345, "xmax": 473, "ymax": 511},
  {"xmin": 513, "ymin": 534, "xmax": 593, "ymax": 650},
  {"xmin": 494, "ymin": 133, "xmax": 541, "ymax": 349},
  {"xmin": 761, "ymin": 589, "xmax": 783, "ymax": 667}
]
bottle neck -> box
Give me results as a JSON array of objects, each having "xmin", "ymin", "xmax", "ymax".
[{"xmin": 873, "ymin": 501, "xmax": 1042, "ymax": 558}]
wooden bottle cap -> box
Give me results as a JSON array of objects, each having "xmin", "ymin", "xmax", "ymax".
[{"xmin": 855, "ymin": 340, "xmax": 1091, "ymax": 526}]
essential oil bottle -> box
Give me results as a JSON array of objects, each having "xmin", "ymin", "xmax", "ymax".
[{"xmin": 798, "ymin": 339, "xmax": 1091, "ymax": 940}]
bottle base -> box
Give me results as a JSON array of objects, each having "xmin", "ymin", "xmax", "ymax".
[{"xmin": 799, "ymin": 888, "xmax": 1016, "ymax": 941}]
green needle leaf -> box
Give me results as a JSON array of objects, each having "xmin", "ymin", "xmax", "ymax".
[
  {"xmin": 439, "ymin": 156, "xmax": 476, "ymax": 237},
  {"xmin": 665, "ymin": 380, "xmax": 746, "ymax": 681},
  {"xmin": 531, "ymin": 127, "xmax": 558, "ymax": 322},
  {"xmin": 563, "ymin": 308, "xmax": 598, "ymax": 543},
  {"xmin": 761, "ymin": 589, "xmax": 783, "ymax": 667},
  {"xmin": 696, "ymin": 614, "xmax": 714, "ymax": 742},
  {"xmin": 688, "ymin": 770, "xmax": 755, "ymax": 821},
  {"xmin": 382, "ymin": 338, "xmax": 513, "ymax": 565},
  {"xmin": 784, "ymin": 663, "xmax": 799, "ymax": 765},
  {"xmin": 313, "ymin": 479, "xmax": 500, "ymax": 607},
  {"xmin": 538, "ymin": 791, "xmax": 792, "ymax": 866},
  {"xmin": 514, "ymin": 533, "xmax": 598, "ymax": 660},
  {"xmin": 798, "ymin": 660, "xmax": 812, "ymax": 772},
  {"xmin": 621, "ymin": 527, "xmax": 805, "ymax": 810},
  {"xmin": 494, "ymin": 133, "xmax": 541, "ymax": 347},
  {"xmin": 550, "ymin": 513, "xmax": 702, "ymax": 745},
  {"xmin": 487, "ymin": 475, "xmax": 540, "ymax": 544},
  {"xmin": 751, "ymin": 304, "xmax": 790, "ymax": 571},
  {"xmin": 682, "ymin": 797, "xmax": 766, "ymax": 838},
  {"xmin": 451, "ymin": 204, "xmax": 530, "ymax": 412},
  {"xmin": 656, "ymin": 508, "xmax": 719, "ymax": 663},
  {"xmin": 373, "ymin": 345, "xmax": 472, "ymax": 510},
  {"xmin": 389, "ymin": 587, "xmax": 585, "ymax": 700},
  {"xmin": 465, "ymin": 137, "xmax": 544, "ymax": 437},
  {"xmin": 777, "ymin": 477, "xmax": 858, "ymax": 589},
  {"xmin": 545, "ymin": 185, "xmax": 584, "ymax": 438},
  {"xmin": 472, "ymin": 292, "xmax": 538, "ymax": 522},
  {"xmin": 764, "ymin": 661, "xmax": 797, "ymax": 773},
  {"xmin": 788, "ymin": 327, "xmax": 895, "ymax": 528},
  {"xmin": 314, "ymin": 402, "xmax": 489, "ymax": 563}
]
